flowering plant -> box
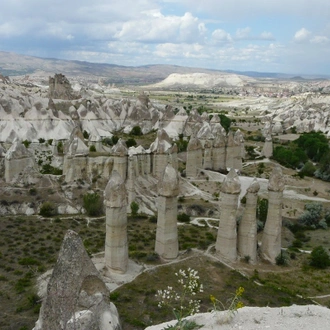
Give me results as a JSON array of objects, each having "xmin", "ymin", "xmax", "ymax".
[
  {"xmin": 210, "ymin": 286, "xmax": 245, "ymax": 323},
  {"xmin": 156, "ymin": 268, "xmax": 203, "ymax": 329}
]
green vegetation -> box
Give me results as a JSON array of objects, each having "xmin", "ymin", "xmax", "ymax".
[
  {"xmin": 130, "ymin": 201, "xmax": 139, "ymax": 217},
  {"xmin": 126, "ymin": 138, "xmax": 137, "ymax": 148},
  {"xmin": 83, "ymin": 130, "xmax": 90, "ymax": 139},
  {"xmin": 310, "ymin": 246, "xmax": 330, "ymax": 269},
  {"xmin": 219, "ymin": 114, "xmax": 232, "ymax": 133},
  {"xmin": 102, "ymin": 135, "xmax": 119, "ymax": 147},
  {"xmin": 298, "ymin": 203, "xmax": 329, "ymax": 229},
  {"xmin": 89, "ymin": 145, "xmax": 96, "ymax": 152},
  {"xmin": 130, "ymin": 126, "xmax": 143, "ymax": 136},
  {"xmin": 40, "ymin": 164, "xmax": 63, "ymax": 175},
  {"xmin": 57, "ymin": 141, "xmax": 64, "ymax": 154},
  {"xmin": 83, "ymin": 193, "xmax": 104, "ymax": 216},
  {"xmin": 39, "ymin": 202, "xmax": 58, "ymax": 217},
  {"xmin": 272, "ymin": 132, "xmax": 330, "ymax": 181},
  {"xmin": 22, "ymin": 140, "xmax": 31, "ymax": 148}
]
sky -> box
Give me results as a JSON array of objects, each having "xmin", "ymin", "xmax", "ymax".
[{"xmin": 1, "ymin": 0, "xmax": 330, "ymax": 75}]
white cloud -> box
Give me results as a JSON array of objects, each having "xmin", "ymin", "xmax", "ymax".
[
  {"xmin": 115, "ymin": 11, "xmax": 205, "ymax": 44},
  {"xmin": 212, "ymin": 29, "xmax": 232, "ymax": 43},
  {"xmin": 294, "ymin": 28, "xmax": 312, "ymax": 42},
  {"xmin": 236, "ymin": 27, "xmax": 251, "ymax": 39},
  {"xmin": 311, "ymin": 35, "xmax": 329, "ymax": 44}
]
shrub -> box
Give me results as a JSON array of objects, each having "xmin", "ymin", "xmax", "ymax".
[
  {"xmin": 38, "ymin": 138, "xmax": 45, "ymax": 143},
  {"xmin": 177, "ymin": 213, "xmax": 191, "ymax": 223},
  {"xmin": 130, "ymin": 201, "xmax": 139, "ymax": 217},
  {"xmin": 126, "ymin": 138, "xmax": 137, "ymax": 148},
  {"xmin": 310, "ymin": 246, "xmax": 330, "ymax": 269},
  {"xmin": 130, "ymin": 126, "xmax": 143, "ymax": 136},
  {"xmin": 298, "ymin": 203, "xmax": 323, "ymax": 228},
  {"xmin": 276, "ymin": 250, "xmax": 289, "ymax": 266},
  {"xmin": 89, "ymin": 145, "xmax": 96, "ymax": 152},
  {"xmin": 57, "ymin": 141, "xmax": 64, "ymax": 154},
  {"xmin": 83, "ymin": 193, "xmax": 104, "ymax": 216},
  {"xmin": 39, "ymin": 202, "xmax": 57, "ymax": 217},
  {"xmin": 83, "ymin": 130, "xmax": 90, "ymax": 139},
  {"xmin": 22, "ymin": 140, "xmax": 31, "ymax": 148},
  {"xmin": 256, "ymin": 198, "xmax": 268, "ymax": 223}
]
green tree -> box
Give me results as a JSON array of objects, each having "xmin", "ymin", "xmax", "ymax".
[
  {"xmin": 310, "ymin": 246, "xmax": 330, "ymax": 269},
  {"xmin": 83, "ymin": 130, "xmax": 90, "ymax": 139},
  {"xmin": 219, "ymin": 114, "xmax": 232, "ymax": 133},
  {"xmin": 83, "ymin": 193, "xmax": 104, "ymax": 216},
  {"xmin": 126, "ymin": 138, "xmax": 137, "ymax": 148},
  {"xmin": 89, "ymin": 145, "xmax": 96, "ymax": 152},
  {"xmin": 130, "ymin": 201, "xmax": 139, "ymax": 216},
  {"xmin": 130, "ymin": 126, "xmax": 143, "ymax": 136}
]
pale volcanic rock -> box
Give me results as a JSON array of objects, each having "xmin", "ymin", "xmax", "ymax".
[
  {"xmin": 104, "ymin": 171, "xmax": 128, "ymax": 274},
  {"xmin": 216, "ymin": 169, "xmax": 241, "ymax": 262},
  {"xmin": 150, "ymin": 129, "xmax": 173, "ymax": 179},
  {"xmin": 262, "ymin": 134, "xmax": 273, "ymax": 158},
  {"xmin": 186, "ymin": 137, "xmax": 203, "ymax": 178},
  {"xmin": 5, "ymin": 139, "xmax": 37, "ymax": 182},
  {"xmin": 203, "ymin": 140, "xmax": 212, "ymax": 169},
  {"xmin": 197, "ymin": 122, "xmax": 215, "ymax": 143},
  {"xmin": 151, "ymin": 72, "xmax": 255, "ymax": 88},
  {"xmin": 155, "ymin": 164, "xmax": 179, "ymax": 259},
  {"xmin": 33, "ymin": 230, "xmax": 121, "ymax": 330},
  {"xmin": 112, "ymin": 139, "xmax": 128, "ymax": 181},
  {"xmin": 261, "ymin": 166, "xmax": 285, "ymax": 263},
  {"xmin": 212, "ymin": 132, "xmax": 226, "ymax": 171},
  {"xmin": 237, "ymin": 178, "xmax": 260, "ymax": 264}
]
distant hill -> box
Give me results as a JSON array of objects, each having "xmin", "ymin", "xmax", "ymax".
[{"xmin": 0, "ymin": 51, "xmax": 329, "ymax": 85}]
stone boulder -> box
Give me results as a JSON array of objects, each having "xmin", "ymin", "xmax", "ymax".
[{"xmin": 34, "ymin": 230, "xmax": 121, "ymax": 330}]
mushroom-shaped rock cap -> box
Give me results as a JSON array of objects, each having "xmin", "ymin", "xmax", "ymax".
[
  {"xmin": 158, "ymin": 163, "xmax": 180, "ymax": 197},
  {"xmin": 221, "ymin": 168, "xmax": 241, "ymax": 194},
  {"xmin": 111, "ymin": 138, "xmax": 128, "ymax": 156},
  {"xmin": 104, "ymin": 170, "xmax": 127, "ymax": 207},
  {"xmin": 234, "ymin": 129, "xmax": 244, "ymax": 142},
  {"xmin": 265, "ymin": 134, "xmax": 272, "ymax": 142},
  {"xmin": 187, "ymin": 137, "xmax": 202, "ymax": 151},
  {"xmin": 247, "ymin": 178, "xmax": 260, "ymax": 194},
  {"xmin": 268, "ymin": 166, "xmax": 285, "ymax": 192}
]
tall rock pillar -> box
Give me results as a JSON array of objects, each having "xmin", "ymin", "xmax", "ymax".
[
  {"xmin": 212, "ymin": 132, "xmax": 226, "ymax": 171},
  {"xmin": 215, "ymin": 169, "xmax": 241, "ymax": 262},
  {"xmin": 155, "ymin": 164, "xmax": 179, "ymax": 259},
  {"xmin": 237, "ymin": 178, "xmax": 260, "ymax": 264},
  {"xmin": 261, "ymin": 166, "xmax": 285, "ymax": 263},
  {"xmin": 203, "ymin": 140, "xmax": 212, "ymax": 169},
  {"xmin": 186, "ymin": 137, "xmax": 203, "ymax": 178},
  {"xmin": 104, "ymin": 171, "xmax": 128, "ymax": 273}
]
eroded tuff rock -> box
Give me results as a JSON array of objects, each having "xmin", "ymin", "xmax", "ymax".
[
  {"xmin": 155, "ymin": 164, "xmax": 179, "ymax": 259},
  {"xmin": 237, "ymin": 178, "xmax": 260, "ymax": 264},
  {"xmin": 5, "ymin": 139, "xmax": 38, "ymax": 182},
  {"xmin": 34, "ymin": 230, "xmax": 121, "ymax": 330},
  {"xmin": 48, "ymin": 73, "xmax": 78, "ymax": 100},
  {"xmin": 104, "ymin": 171, "xmax": 128, "ymax": 273},
  {"xmin": 216, "ymin": 169, "xmax": 241, "ymax": 262},
  {"xmin": 261, "ymin": 166, "xmax": 285, "ymax": 263}
]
